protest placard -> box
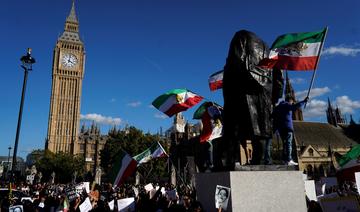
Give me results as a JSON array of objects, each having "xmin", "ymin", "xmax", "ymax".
[
  {"xmin": 304, "ymin": 180, "xmax": 317, "ymax": 201},
  {"xmin": 9, "ymin": 205, "xmax": 23, "ymax": 212},
  {"xmin": 355, "ymin": 172, "xmax": 360, "ymax": 194},
  {"xmin": 65, "ymin": 186, "xmax": 78, "ymax": 202},
  {"xmin": 76, "ymin": 182, "xmax": 89, "ymax": 194},
  {"xmin": 108, "ymin": 199, "xmax": 115, "ymax": 211},
  {"xmin": 144, "ymin": 183, "xmax": 154, "ymax": 192},
  {"xmin": 79, "ymin": 197, "xmax": 93, "ymax": 212},
  {"xmin": 117, "ymin": 197, "xmax": 135, "ymax": 212},
  {"xmin": 160, "ymin": 187, "xmax": 166, "ymax": 196},
  {"xmin": 83, "ymin": 182, "xmax": 90, "ymax": 193},
  {"xmin": 215, "ymin": 185, "xmax": 231, "ymax": 211},
  {"xmin": 133, "ymin": 187, "xmax": 139, "ymax": 197}
]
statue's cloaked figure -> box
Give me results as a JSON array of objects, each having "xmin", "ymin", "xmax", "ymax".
[{"xmin": 222, "ymin": 30, "xmax": 283, "ymax": 168}]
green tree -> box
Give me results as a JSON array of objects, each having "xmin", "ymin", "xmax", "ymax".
[
  {"xmin": 30, "ymin": 149, "xmax": 85, "ymax": 183},
  {"xmin": 100, "ymin": 126, "xmax": 170, "ymax": 184}
]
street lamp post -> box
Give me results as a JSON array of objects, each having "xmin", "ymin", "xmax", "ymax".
[
  {"xmin": 7, "ymin": 147, "xmax": 12, "ymax": 180},
  {"xmin": 11, "ymin": 48, "xmax": 35, "ymax": 180}
]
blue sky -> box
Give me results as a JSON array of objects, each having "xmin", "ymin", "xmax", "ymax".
[{"xmin": 1, "ymin": 0, "xmax": 360, "ymax": 158}]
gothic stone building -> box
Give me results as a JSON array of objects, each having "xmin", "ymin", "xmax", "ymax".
[
  {"xmin": 78, "ymin": 123, "xmax": 108, "ymax": 173},
  {"xmin": 284, "ymin": 73, "xmax": 357, "ymax": 179},
  {"xmin": 294, "ymin": 121, "xmax": 357, "ymax": 180}
]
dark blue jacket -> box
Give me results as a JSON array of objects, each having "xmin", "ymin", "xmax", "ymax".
[{"xmin": 273, "ymin": 100, "xmax": 306, "ymax": 133}]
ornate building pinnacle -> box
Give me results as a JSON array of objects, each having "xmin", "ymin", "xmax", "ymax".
[{"xmin": 66, "ymin": 0, "xmax": 78, "ymax": 23}]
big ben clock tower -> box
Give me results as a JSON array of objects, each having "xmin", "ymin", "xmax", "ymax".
[{"xmin": 46, "ymin": 1, "xmax": 85, "ymax": 154}]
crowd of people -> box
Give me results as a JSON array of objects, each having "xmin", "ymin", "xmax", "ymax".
[{"xmin": 0, "ymin": 181, "xmax": 205, "ymax": 212}]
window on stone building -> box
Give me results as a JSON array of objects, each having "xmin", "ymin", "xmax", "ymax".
[
  {"xmin": 80, "ymin": 144, "xmax": 85, "ymax": 151},
  {"xmin": 91, "ymin": 144, "xmax": 96, "ymax": 150},
  {"xmin": 308, "ymin": 148, "xmax": 314, "ymax": 157}
]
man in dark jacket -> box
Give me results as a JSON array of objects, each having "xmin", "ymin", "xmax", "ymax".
[{"xmin": 273, "ymin": 96, "xmax": 309, "ymax": 165}]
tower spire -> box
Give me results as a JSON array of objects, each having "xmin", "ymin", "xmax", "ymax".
[
  {"xmin": 59, "ymin": 0, "xmax": 82, "ymax": 44},
  {"xmin": 326, "ymin": 97, "xmax": 337, "ymax": 126},
  {"xmin": 66, "ymin": 0, "xmax": 78, "ymax": 23}
]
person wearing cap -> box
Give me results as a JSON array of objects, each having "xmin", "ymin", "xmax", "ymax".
[{"xmin": 273, "ymin": 95, "xmax": 309, "ymax": 165}]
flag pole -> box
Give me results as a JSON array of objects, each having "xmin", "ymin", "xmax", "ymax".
[{"xmin": 304, "ymin": 27, "xmax": 328, "ymax": 108}]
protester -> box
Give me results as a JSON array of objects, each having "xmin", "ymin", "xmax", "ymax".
[{"xmin": 273, "ymin": 95, "xmax": 309, "ymax": 165}]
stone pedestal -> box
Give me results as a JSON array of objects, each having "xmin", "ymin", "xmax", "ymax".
[{"xmin": 195, "ymin": 170, "xmax": 307, "ymax": 212}]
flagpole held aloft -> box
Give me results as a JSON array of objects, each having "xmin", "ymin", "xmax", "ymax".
[{"xmin": 304, "ymin": 27, "xmax": 329, "ymax": 108}]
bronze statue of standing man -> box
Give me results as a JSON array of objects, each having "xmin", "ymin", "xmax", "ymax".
[{"xmin": 222, "ymin": 30, "xmax": 283, "ymax": 169}]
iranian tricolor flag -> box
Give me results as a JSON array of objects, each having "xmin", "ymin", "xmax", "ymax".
[
  {"xmin": 335, "ymin": 144, "xmax": 360, "ymax": 182},
  {"xmin": 209, "ymin": 70, "xmax": 223, "ymax": 91},
  {"xmin": 152, "ymin": 89, "xmax": 203, "ymax": 117},
  {"xmin": 194, "ymin": 102, "xmax": 223, "ymax": 143},
  {"xmin": 259, "ymin": 28, "xmax": 327, "ymax": 70},
  {"xmin": 110, "ymin": 149, "xmax": 137, "ymax": 188},
  {"xmin": 133, "ymin": 142, "xmax": 168, "ymax": 164}
]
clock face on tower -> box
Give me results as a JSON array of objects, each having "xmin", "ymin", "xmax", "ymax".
[{"xmin": 61, "ymin": 53, "xmax": 78, "ymax": 68}]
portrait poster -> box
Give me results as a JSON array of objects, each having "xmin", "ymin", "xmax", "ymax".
[
  {"xmin": 215, "ymin": 185, "xmax": 231, "ymax": 210},
  {"xmin": 9, "ymin": 205, "xmax": 23, "ymax": 212}
]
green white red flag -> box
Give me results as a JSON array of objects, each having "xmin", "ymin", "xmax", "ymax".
[
  {"xmin": 133, "ymin": 142, "xmax": 168, "ymax": 164},
  {"xmin": 334, "ymin": 144, "xmax": 360, "ymax": 182},
  {"xmin": 152, "ymin": 89, "xmax": 203, "ymax": 117},
  {"xmin": 194, "ymin": 102, "xmax": 223, "ymax": 143},
  {"xmin": 209, "ymin": 70, "xmax": 223, "ymax": 91},
  {"xmin": 259, "ymin": 28, "xmax": 327, "ymax": 70},
  {"xmin": 109, "ymin": 149, "xmax": 137, "ymax": 188}
]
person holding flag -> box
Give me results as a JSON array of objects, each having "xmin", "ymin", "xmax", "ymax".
[
  {"xmin": 194, "ymin": 101, "xmax": 223, "ymax": 171},
  {"xmin": 273, "ymin": 95, "xmax": 309, "ymax": 165}
]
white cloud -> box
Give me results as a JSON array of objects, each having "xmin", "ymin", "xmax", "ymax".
[
  {"xmin": 290, "ymin": 77, "xmax": 305, "ymax": 84},
  {"xmin": 295, "ymin": 87, "xmax": 331, "ymax": 100},
  {"xmin": 322, "ymin": 46, "xmax": 360, "ymax": 57},
  {"xmin": 303, "ymin": 99, "xmax": 327, "ymax": 118},
  {"xmin": 301, "ymin": 96, "xmax": 360, "ymax": 119},
  {"xmin": 154, "ymin": 113, "xmax": 168, "ymax": 119},
  {"xmin": 335, "ymin": 96, "xmax": 360, "ymax": 114},
  {"xmin": 80, "ymin": 113, "xmax": 121, "ymax": 125},
  {"xmin": 109, "ymin": 98, "xmax": 116, "ymax": 103},
  {"xmin": 148, "ymin": 104, "xmax": 156, "ymax": 109},
  {"xmin": 127, "ymin": 101, "xmax": 142, "ymax": 107}
]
